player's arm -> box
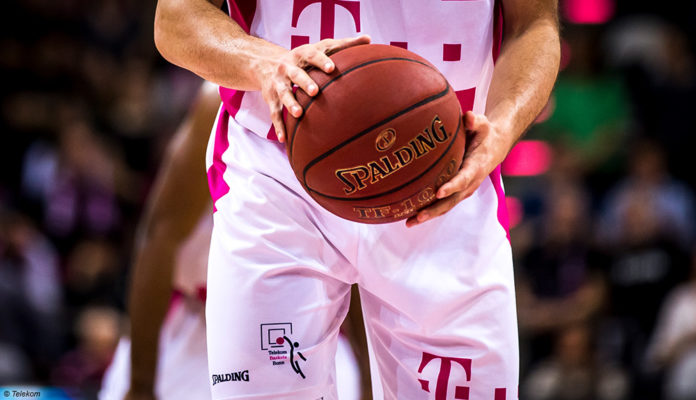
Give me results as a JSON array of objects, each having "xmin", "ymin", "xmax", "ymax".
[
  {"xmin": 407, "ymin": 0, "xmax": 560, "ymax": 227},
  {"xmin": 153, "ymin": 0, "xmax": 369, "ymax": 141},
  {"xmin": 125, "ymin": 82, "xmax": 219, "ymax": 400}
]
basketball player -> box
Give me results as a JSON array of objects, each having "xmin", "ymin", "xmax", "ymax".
[
  {"xmin": 98, "ymin": 82, "xmax": 366, "ymax": 400},
  {"xmin": 153, "ymin": 1, "xmax": 560, "ymax": 399}
]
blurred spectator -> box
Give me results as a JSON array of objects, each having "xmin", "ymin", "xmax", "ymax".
[
  {"xmin": 599, "ymin": 139, "xmax": 695, "ymax": 248},
  {"xmin": 598, "ymin": 176, "xmax": 690, "ymax": 398},
  {"xmin": 21, "ymin": 140, "xmax": 58, "ymax": 205},
  {"xmin": 605, "ymin": 17, "xmax": 696, "ymax": 186},
  {"xmin": 46, "ymin": 120, "xmax": 119, "ymax": 239},
  {"xmin": 522, "ymin": 323, "xmax": 629, "ymax": 400},
  {"xmin": 107, "ymin": 58, "xmax": 155, "ymax": 138},
  {"xmin": 517, "ymin": 183, "xmax": 605, "ymax": 366},
  {"xmin": 0, "ymin": 0, "xmax": 195, "ymax": 391},
  {"xmin": 0, "ymin": 342, "xmax": 32, "ymax": 385},
  {"xmin": 64, "ymin": 239, "xmax": 125, "ymax": 316},
  {"xmin": 646, "ymin": 250, "xmax": 696, "ymax": 400},
  {"xmin": 0, "ymin": 212, "xmax": 63, "ymax": 380},
  {"xmin": 35, "ymin": 117, "xmax": 145, "ymax": 251},
  {"xmin": 52, "ymin": 306, "xmax": 122, "ymax": 397}
]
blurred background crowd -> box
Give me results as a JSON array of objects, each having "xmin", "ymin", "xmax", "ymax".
[{"xmin": 0, "ymin": 0, "xmax": 695, "ymax": 399}]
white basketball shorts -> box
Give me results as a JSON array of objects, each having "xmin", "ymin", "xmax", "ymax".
[{"xmin": 206, "ymin": 111, "xmax": 518, "ymax": 400}]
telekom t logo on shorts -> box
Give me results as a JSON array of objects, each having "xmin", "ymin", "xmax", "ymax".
[
  {"xmin": 418, "ymin": 352, "xmax": 472, "ymax": 400},
  {"xmin": 418, "ymin": 352, "xmax": 510, "ymax": 399}
]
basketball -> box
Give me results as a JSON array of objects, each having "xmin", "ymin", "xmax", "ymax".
[{"xmin": 285, "ymin": 44, "xmax": 466, "ymax": 224}]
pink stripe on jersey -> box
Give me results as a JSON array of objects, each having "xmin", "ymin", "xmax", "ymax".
[
  {"xmin": 219, "ymin": 88, "xmax": 245, "ymax": 120},
  {"xmin": 455, "ymin": 88, "xmax": 476, "ymax": 112},
  {"xmin": 221, "ymin": 1, "xmax": 255, "ymax": 113},
  {"xmin": 227, "ymin": 0, "xmax": 256, "ymax": 33},
  {"xmin": 266, "ymin": 125, "xmax": 279, "ymax": 141},
  {"xmin": 489, "ymin": 0, "xmax": 508, "ymax": 241},
  {"xmin": 489, "ymin": 165, "xmax": 510, "ymax": 241},
  {"xmin": 220, "ymin": 2, "xmax": 269, "ymax": 138},
  {"xmin": 207, "ymin": 108, "xmax": 231, "ymax": 212},
  {"xmin": 493, "ymin": 0, "xmax": 503, "ymax": 63}
]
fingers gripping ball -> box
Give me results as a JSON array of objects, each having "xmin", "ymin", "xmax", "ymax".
[{"xmin": 285, "ymin": 44, "xmax": 465, "ymax": 224}]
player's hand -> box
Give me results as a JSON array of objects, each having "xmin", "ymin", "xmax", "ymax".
[
  {"xmin": 406, "ymin": 111, "xmax": 513, "ymax": 227},
  {"xmin": 256, "ymin": 35, "xmax": 371, "ymax": 143}
]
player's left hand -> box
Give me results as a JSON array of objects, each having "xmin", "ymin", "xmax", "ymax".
[{"xmin": 406, "ymin": 111, "xmax": 512, "ymax": 227}]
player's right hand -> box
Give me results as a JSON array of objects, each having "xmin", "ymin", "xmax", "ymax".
[{"xmin": 255, "ymin": 35, "xmax": 371, "ymax": 143}]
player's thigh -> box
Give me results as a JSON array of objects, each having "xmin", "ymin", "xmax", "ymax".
[
  {"xmin": 206, "ymin": 174, "xmax": 355, "ymax": 399},
  {"xmin": 207, "ymin": 221, "xmax": 352, "ymax": 399},
  {"xmin": 357, "ymin": 177, "xmax": 519, "ymax": 399}
]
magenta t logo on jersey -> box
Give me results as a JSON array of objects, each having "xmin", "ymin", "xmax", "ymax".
[
  {"xmin": 292, "ymin": 0, "xmax": 361, "ymax": 40},
  {"xmin": 418, "ymin": 352, "xmax": 472, "ymax": 400}
]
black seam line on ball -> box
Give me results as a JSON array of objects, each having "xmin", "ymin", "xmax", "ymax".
[
  {"xmin": 288, "ymin": 56, "xmax": 438, "ymax": 163},
  {"xmin": 301, "ymin": 83, "xmax": 451, "ymax": 193},
  {"xmin": 306, "ymin": 110, "xmax": 462, "ymax": 202}
]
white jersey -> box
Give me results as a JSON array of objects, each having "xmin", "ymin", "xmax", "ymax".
[
  {"xmin": 210, "ymin": 0, "xmax": 509, "ymax": 233},
  {"xmin": 220, "ymin": 0, "xmax": 501, "ymax": 141}
]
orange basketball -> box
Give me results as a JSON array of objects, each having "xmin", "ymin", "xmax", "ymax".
[{"xmin": 285, "ymin": 44, "xmax": 465, "ymax": 224}]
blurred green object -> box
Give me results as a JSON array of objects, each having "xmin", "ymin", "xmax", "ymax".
[{"xmin": 535, "ymin": 74, "xmax": 630, "ymax": 171}]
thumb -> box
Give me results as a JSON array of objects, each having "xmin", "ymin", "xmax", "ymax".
[{"xmin": 464, "ymin": 110, "xmax": 483, "ymax": 131}]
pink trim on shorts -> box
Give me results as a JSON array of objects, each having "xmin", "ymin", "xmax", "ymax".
[
  {"xmin": 197, "ymin": 286, "xmax": 207, "ymax": 303},
  {"xmin": 164, "ymin": 290, "xmax": 184, "ymax": 324},
  {"xmin": 207, "ymin": 107, "xmax": 231, "ymax": 212},
  {"xmin": 489, "ymin": 166, "xmax": 510, "ymax": 241}
]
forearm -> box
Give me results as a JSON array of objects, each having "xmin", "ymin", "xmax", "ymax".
[
  {"xmin": 485, "ymin": 6, "xmax": 560, "ymax": 161},
  {"xmin": 154, "ymin": 0, "xmax": 285, "ymax": 91}
]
